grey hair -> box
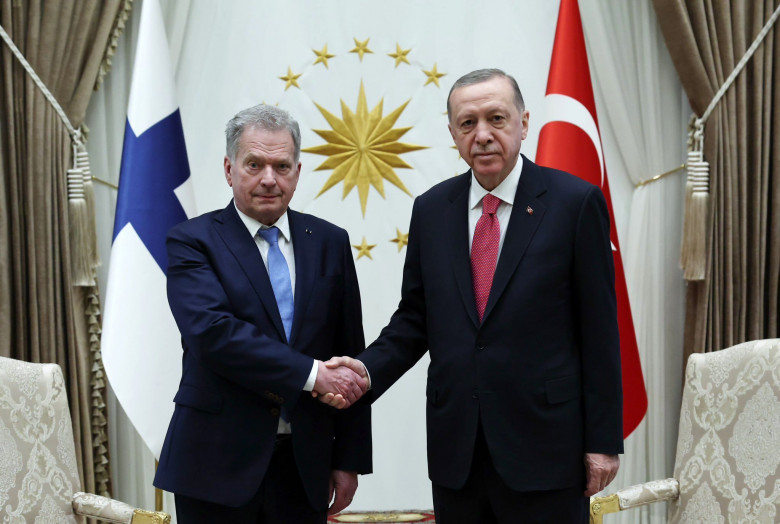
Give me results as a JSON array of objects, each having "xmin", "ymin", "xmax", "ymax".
[
  {"xmin": 225, "ymin": 104, "xmax": 301, "ymax": 162},
  {"xmin": 446, "ymin": 68, "xmax": 525, "ymax": 120}
]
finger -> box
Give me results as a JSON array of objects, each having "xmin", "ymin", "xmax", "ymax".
[
  {"xmin": 349, "ymin": 376, "xmax": 363, "ymax": 397},
  {"xmin": 343, "ymin": 386, "xmax": 358, "ymax": 406},
  {"xmin": 354, "ymin": 373, "xmax": 368, "ymax": 392},
  {"xmin": 328, "ymin": 394, "xmax": 347, "ymax": 408},
  {"xmin": 346, "ymin": 369, "xmax": 367, "ymax": 392},
  {"xmin": 327, "ymin": 487, "xmax": 351, "ymax": 515},
  {"xmin": 344, "ymin": 357, "xmax": 365, "ymax": 376},
  {"xmin": 325, "ymin": 357, "xmax": 345, "ymax": 369},
  {"xmin": 584, "ymin": 475, "xmax": 599, "ymax": 496}
]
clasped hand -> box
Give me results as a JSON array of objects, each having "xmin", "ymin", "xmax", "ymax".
[{"xmin": 312, "ymin": 357, "xmax": 369, "ymax": 409}]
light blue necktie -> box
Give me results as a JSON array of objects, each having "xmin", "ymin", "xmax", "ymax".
[{"xmin": 258, "ymin": 227, "xmax": 294, "ymax": 342}]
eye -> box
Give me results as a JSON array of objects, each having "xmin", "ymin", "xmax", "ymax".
[
  {"xmin": 491, "ymin": 115, "xmax": 505, "ymax": 123},
  {"xmin": 460, "ymin": 119, "xmax": 474, "ymax": 129},
  {"xmin": 248, "ymin": 161, "xmax": 258, "ymax": 169}
]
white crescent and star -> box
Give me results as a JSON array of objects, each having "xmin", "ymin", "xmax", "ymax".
[{"xmin": 538, "ymin": 93, "xmax": 616, "ymax": 251}]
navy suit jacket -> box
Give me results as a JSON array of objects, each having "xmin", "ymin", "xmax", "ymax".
[
  {"xmin": 154, "ymin": 202, "xmax": 371, "ymax": 509},
  {"xmin": 360, "ymin": 155, "xmax": 623, "ymax": 492}
]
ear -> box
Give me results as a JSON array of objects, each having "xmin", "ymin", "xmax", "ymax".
[
  {"xmin": 521, "ymin": 110, "xmax": 530, "ymax": 140},
  {"xmin": 448, "ymin": 122, "xmax": 456, "ymax": 142},
  {"xmin": 224, "ymin": 156, "xmax": 233, "ymax": 187},
  {"xmin": 291, "ymin": 161, "xmax": 302, "ymax": 189}
]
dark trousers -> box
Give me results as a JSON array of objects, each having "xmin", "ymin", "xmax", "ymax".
[
  {"xmin": 174, "ymin": 435, "xmax": 326, "ymax": 524},
  {"xmin": 432, "ymin": 424, "xmax": 589, "ymax": 524}
]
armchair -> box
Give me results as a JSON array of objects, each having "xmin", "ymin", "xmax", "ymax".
[
  {"xmin": 0, "ymin": 356, "xmax": 170, "ymax": 523},
  {"xmin": 590, "ymin": 338, "xmax": 780, "ymax": 523}
]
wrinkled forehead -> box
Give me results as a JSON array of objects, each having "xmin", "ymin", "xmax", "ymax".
[
  {"xmin": 449, "ymin": 79, "xmax": 518, "ymax": 114},
  {"xmin": 237, "ymin": 127, "xmax": 296, "ymax": 158}
]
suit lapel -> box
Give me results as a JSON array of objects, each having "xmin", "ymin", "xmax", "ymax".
[
  {"xmin": 288, "ymin": 210, "xmax": 315, "ymax": 346},
  {"xmin": 213, "ymin": 202, "xmax": 287, "ymax": 341},
  {"xmin": 447, "ymin": 173, "xmax": 480, "ymax": 328},
  {"xmin": 482, "ymin": 156, "xmax": 548, "ymax": 322}
]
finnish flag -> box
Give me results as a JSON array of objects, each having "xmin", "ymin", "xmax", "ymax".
[{"xmin": 102, "ymin": 0, "xmax": 195, "ymax": 458}]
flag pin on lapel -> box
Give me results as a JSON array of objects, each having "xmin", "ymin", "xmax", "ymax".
[
  {"xmin": 305, "ymin": 228, "xmax": 312, "ymax": 234},
  {"xmin": 526, "ymin": 206, "xmax": 534, "ymax": 215}
]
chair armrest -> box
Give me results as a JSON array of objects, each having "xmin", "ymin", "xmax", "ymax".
[
  {"xmin": 589, "ymin": 478, "xmax": 679, "ymax": 524},
  {"xmin": 72, "ymin": 492, "xmax": 171, "ymax": 524}
]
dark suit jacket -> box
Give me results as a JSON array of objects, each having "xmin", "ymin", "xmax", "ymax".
[
  {"xmin": 360, "ymin": 155, "xmax": 622, "ymax": 492},
  {"xmin": 154, "ymin": 202, "xmax": 371, "ymax": 509}
]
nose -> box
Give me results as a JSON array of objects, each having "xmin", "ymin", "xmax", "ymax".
[
  {"xmin": 259, "ymin": 166, "xmax": 277, "ymax": 186},
  {"xmin": 475, "ymin": 121, "xmax": 493, "ymax": 145}
]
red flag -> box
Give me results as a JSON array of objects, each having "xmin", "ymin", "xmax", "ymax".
[{"xmin": 536, "ymin": 0, "xmax": 647, "ymax": 438}]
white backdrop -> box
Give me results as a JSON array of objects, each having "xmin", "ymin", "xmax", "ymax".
[{"xmin": 86, "ymin": 0, "xmax": 688, "ymax": 519}]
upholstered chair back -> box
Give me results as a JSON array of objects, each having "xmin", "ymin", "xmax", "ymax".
[
  {"xmin": 668, "ymin": 338, "xmax": 780, "ymax": 523},
  {"xmin": 0, "ymin": 357, "xmax": 83, "ymax": 523}
]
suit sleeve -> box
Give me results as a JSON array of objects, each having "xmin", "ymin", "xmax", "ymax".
[
  {"xmin": 574, "ymin": 186, "xmax": 624, "ymax": 454},
  {"xmin": 332, "ymin": 229, "xmax": 372, "ymax": 473},
  {"xmin": 166, "ymin": 225, "xmax": 312, "ymax": 412},
  {"xmin": 359, "ymin": 198, "xmax": 430, "ymax": 399}
]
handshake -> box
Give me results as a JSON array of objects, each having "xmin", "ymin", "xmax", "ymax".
[{"xmin": 312, "ymin": 356, "xmax": 369, "ymax": 409}]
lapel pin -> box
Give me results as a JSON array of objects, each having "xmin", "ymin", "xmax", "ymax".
[
  {"xmin": 305, "ymin": 228, "xmax": 312, "ymax": 234},
  {"xmin": 526, "ymin": 206, "xmax": 534, "ymax": 216}
]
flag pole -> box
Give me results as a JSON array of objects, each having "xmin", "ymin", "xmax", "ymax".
[{"xmin": 155, "ymin": 460, "xmax": 163, "ymax": 512}]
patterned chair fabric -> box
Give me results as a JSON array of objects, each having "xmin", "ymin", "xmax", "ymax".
[
  {"xmin": 0, "ymin": 357, "xmax": 170, "ymax": 524},
  {"xmin": 589, "ymin": 339, "xmax": 780, "ymax": 524},
  {"xmin": 669, "ymin": 338, "xmax": 780, "ymax": 523}
]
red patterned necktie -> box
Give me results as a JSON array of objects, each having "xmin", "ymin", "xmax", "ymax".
[{"xmin": 471, "ymin": 194, "xmax": 501, "ymax": 322}]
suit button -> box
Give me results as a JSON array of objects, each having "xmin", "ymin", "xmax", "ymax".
[
  {"xmin": 270, "ymin": 408, "xmax": 280, "ymax": 417},
  {"xmin": 476, "ymin": 341, "xmax": 486, "ymax": 350},
  {"xmin": 472, "ymin": 392, "xmax": 478, "ymax": 399}
]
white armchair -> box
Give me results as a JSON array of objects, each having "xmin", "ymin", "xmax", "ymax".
[
  {"xmin": 0, "ymin": 356, "xmax": 170, "ymax": 523},
  {"xmin": 590, "ymin": 338, "xmax": 780, "ymax": 523}
]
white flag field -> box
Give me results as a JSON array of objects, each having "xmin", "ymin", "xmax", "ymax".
[
  {"xmin": 101, "ymin": 0, "xmax": 195, "ymax": 459},
  {"xmin": 100, "ymin": 0, "xmax": 631, "ymax": 510}
]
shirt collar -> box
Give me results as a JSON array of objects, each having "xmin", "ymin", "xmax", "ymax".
[
  {"xmin": 233, "ymin": 202, "xmax": 291, "ymax": 242},
  {"xmin": 469, "ymin": 154, "xmax": 523, "ymax": 210}
]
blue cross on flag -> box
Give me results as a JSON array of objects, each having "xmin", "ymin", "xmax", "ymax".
[{"xmin": 101, "ymin": 0, "xmax": 195, "ymax": 458}]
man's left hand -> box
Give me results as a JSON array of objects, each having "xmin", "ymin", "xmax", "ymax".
[
  {"xmin": 584, "ymin": 453, "xmax": 620, "ymax": 496},
  {"xmin": 328, "ymin": 470, "xmax": 358, "ymax": 515}
]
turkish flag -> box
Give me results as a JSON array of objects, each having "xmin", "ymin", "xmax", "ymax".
[{"xmin": 536, "ymin": 0, "xmax": 647, "ymax": 438}]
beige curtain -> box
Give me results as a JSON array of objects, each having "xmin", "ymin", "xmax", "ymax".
[
  {"xmin": 0, "ymin": 0, "xmax": 131, "ymax": 497},
  {"xmin": 653, "ymin": 0, "xmax": 780, "ymax": 360}
]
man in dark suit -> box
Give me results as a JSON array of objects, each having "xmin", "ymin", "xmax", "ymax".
[
  {"xmin": 154, "ymin": 104, "xmax": 372, "ymax": 523},
  {"xmin": 323, "ymin": 69, "xmax": 623, "ymax": 523}
]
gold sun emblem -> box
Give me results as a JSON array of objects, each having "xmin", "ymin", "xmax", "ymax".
[{"xmin": 302, "ymin": 81, "xmax": 428, "ymax": 216}]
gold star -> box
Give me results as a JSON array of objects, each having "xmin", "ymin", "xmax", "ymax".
[
  {"xmin": 352, "ymin": 237, "xmax": 377, "ymax": 260},
  {"xmin": 349, "ymin": 37, "xmax": 373, "ymax": 61},
  {"xmin": 387, "ymin": 43, "xmax": 411, "ymax": 68},
  {"xmin": 302, "ymin": 81, "xmax": 428, "ymax": 216},
  {"xmin": 390, "ymin": 228, "xmax": 409, "ymax": 252},
  {"xmin": 313, "ymin": 44, "xmax": 335, "ymax": 68},
  {"xmin": 423, "ymin": 63, "xmax": 446, "ymax": 87},
  {"xmin": 279, "ymin": 67, "xmax": 302, "ymax": 90}
]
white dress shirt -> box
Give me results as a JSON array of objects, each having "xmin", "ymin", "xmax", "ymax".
[
  {"xmin": 468, "ymin": 154, "xmax": 523, "ymax": 263},
  {"xmin": 234, "ymin": 204, "xmax": 318, "ymax": 432}
]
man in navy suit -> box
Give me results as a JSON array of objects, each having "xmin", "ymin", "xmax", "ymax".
[
  {"xmin": 324, "ymin": 69, "xmax": 623, "ymax": 523},
  {"xmin": 154, "ymin": 104, "xmax": 371, "ymax": 523}
]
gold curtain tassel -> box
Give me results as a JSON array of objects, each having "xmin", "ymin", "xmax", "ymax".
[{"xmin": 679, "ymin": 118, "xmax": 708, "ymax": 281}]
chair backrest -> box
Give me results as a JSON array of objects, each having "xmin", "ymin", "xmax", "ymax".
[
  {"xmin": 0, "ymin": 357, "xmax": 82, "ymax": 523},
  {"xmin": 668, "ymin": 339, "xmax": 780, "ymax": 523}
]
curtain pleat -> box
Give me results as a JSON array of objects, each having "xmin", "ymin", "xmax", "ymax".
[
  {"xmin": 653, "ymin": 0, "xmax": 780, "ymax": 358},
  {"xmin": 0, "ymin": 0, "xmax": 124, "ymax": 497}
]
